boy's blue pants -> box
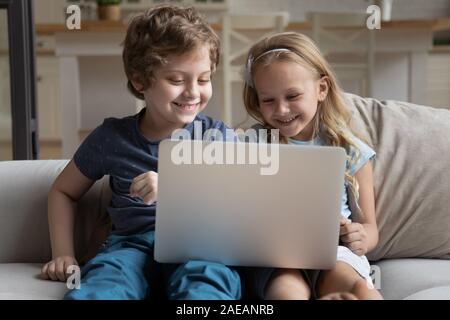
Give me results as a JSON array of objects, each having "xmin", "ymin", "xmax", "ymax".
[{"xmin": 64, "ymin": 230, "xmax": 241, "ymax": 300}]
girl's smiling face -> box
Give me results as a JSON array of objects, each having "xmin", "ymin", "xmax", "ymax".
[{"xmin": 253, "ymin": 60, "xmax": 328, "ymax": 141}]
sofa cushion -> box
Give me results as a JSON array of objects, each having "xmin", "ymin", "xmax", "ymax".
[
  {"xmin": 404, "ymin": 286, "xmax": 450, "ymax": 300},
  {"xmin": 0, "ymin": 263, "xmax": 67, "ymax": 299},
  {"xmin": 344, "ymin": 93, "xmax": 450, "ymax": 261},
  {"xmin": 375, "ymin": 259, "xmax": 450, "ymax": 300}
]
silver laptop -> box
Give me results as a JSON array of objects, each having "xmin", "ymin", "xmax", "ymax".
[{"xmin": 154, "ymin": 140, "xmax": 346, "ymax": 269}]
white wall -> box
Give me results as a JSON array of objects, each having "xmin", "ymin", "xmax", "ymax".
[
  {"xmin": 427, "ymin": 53, "xmax": 450, "ymax": 109},
  {"xmin": 33, "ymin": 0, "xmax": 67, "ymax": 23},
  {"xmin": 34, "ymin": 0, "xmax": 450, "ymax": 24},
  {"xmin": 79, "ymin": 56, "xmax": 136, "ymax": 130},
  {"xmin": 229, "ymin": 0, "xmax": 450, "ymax": 21}
]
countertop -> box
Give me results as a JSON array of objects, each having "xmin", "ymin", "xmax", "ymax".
[{"xmin": 35, "ymin": 18, "xmax": 450, "ymax": 35}]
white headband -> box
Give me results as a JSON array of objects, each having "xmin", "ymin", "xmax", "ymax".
[{"xmin": 243, "ymin": 48, "xmax": 292, "ymax": 88}]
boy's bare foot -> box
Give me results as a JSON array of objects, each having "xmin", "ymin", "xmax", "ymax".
[{"xmin": 319, "ymin": 292, "xmax": 358, "ymax": 300}]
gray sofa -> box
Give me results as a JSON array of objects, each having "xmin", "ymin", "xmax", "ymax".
[
  {"xmin": 0, "ymin": 159, "xmax": 111, "ymax": 299},
  {"xmin": 0, "ymin": 94, "xmax": 449, "ymax": 299}
]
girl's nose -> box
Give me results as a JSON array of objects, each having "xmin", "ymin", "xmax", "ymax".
[{"xmin": 274, "ymin": 100, "xmax": 290, "ymax": 114}]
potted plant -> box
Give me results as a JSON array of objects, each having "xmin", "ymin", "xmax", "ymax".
[{"xmin": 97, "ymin": 0, "xmax": 122, "ymax": 21}]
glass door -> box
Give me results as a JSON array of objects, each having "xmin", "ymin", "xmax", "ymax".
[{"xmin": 0, "ymin": 0, "xmax": 37, "ymax": 160}]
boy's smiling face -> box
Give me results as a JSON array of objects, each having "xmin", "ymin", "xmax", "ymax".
[{"xmin": 133, "ymin": 46, "xmax": 212, "ymax": 139}]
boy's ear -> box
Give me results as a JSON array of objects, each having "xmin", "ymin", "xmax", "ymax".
[
  {"xmin": 318, "ymin": 76, "xmax": 329, "ymax": 101},
  {"xmin": 130, "ymin": 76, "xmax": 144, "ymax": 93}
]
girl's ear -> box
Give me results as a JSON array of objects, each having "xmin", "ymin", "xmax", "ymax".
[{"xmin": 318, "ymin": 76, "xmax": 330, "ymax": 102}]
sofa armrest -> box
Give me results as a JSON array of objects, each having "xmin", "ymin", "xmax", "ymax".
[{"xmin": 0, "ymin": 160, "xmax": 110, "ymax": 263}]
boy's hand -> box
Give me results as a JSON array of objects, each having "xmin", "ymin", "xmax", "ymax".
[
  {"xmin": 339, "ymin": 218, "xmax": 368, "ymax": 256},
  {"xmin": 129, "ymin": 171, "xmax": 158, "ymax": 205},
  {"xmin": 41, "ymin": 256, "xmax": 78, "ymax": 282}
]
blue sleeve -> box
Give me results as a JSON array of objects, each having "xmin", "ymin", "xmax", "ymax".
[
  {"xmin": 73, "ymin": 121, "xmax": 108, "ymax": 180},
  {"xmin": 348, "ymin": 136, "xmax": 376, "ymax": 176}
]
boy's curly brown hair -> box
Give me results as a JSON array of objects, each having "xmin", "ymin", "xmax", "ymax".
[{"xmin": 122, "ymin": 4, "xmax": 220, "ymax": 100}]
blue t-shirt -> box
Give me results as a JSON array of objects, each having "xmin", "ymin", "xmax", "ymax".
[
  {"xmin": 74, "ymin": 108, "xmax": 234, "ymax": 235},
  {"xmin": 288, "ymin": 135, "xmax": 376, "ymax": 219}
]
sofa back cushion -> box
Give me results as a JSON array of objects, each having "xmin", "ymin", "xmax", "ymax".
[
  {"xmin": 0, "ymin": 160, "xmax": 110, "ymax": 263},
  {"xmin": 344, "ymin": 93, "xmax": 450, "ymax": 261}
]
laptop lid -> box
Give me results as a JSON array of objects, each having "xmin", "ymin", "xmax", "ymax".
[{"xmin": 155, "ymin": 140, "xmax": 346, "ymax": 269}]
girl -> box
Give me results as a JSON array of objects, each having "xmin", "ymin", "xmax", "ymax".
[{"xmin": 242, "ymin": 32, "xmax": 383, "ymax": 300}]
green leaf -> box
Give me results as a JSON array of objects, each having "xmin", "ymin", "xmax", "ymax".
[{"xmin": 97, "ymin": 0, "xmax": 121, "ymax": 6}]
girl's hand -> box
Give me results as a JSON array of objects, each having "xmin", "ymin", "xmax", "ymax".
[
  {"xmin": 41, "ymin": 256, "xmax": 78, "ymax": 282},
  {"xmin": 339, "ymin": 218, "xmax": 368, "ymax": 256},
  {"xmin": 129, "ymin": 171, "xmax": 158, "ymax": 205}
]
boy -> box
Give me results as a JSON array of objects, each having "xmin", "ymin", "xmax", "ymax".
[{"xmin": 41, "ymin": 4, "xmax": 241, "ymax": 300}]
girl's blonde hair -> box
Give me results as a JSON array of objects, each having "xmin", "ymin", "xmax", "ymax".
[{"xmin": 243, "ymin": 32, "xmax": 366, "ymax": 202}]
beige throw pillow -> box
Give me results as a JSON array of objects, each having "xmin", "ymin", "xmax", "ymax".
[{"xmin": 344, "ymin": 93, "xmax": 450, "ymax": 261}]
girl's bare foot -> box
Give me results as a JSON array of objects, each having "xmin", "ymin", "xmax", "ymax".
[
  {"xmin": 351, "ymin": 278, "xmax": 383, "ymax": 300},
  {"xmin": 319, "ymin": 292, "xmax": 358, "ymax": 300},
  {"xmin": 320, "ymin": 279, "xmax": 381, "ymax": 300}
]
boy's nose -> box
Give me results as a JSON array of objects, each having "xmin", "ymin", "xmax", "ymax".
[{"xmin": 183, "ymin": 82, "xmax": 199, "ymax": 98}]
